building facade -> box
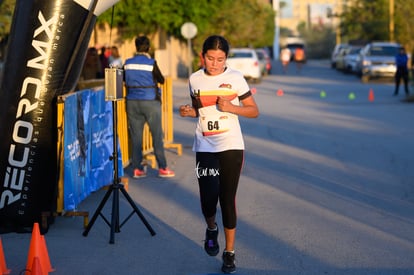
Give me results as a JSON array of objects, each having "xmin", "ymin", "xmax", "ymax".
[{"xmin": 277, "ymin": 0, "xmax": 343, "ymax": 34}]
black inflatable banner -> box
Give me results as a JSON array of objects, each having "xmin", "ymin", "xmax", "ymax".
[{"xmin": 0, "ymin": 0, "xmax": 118, "ymax": 232}]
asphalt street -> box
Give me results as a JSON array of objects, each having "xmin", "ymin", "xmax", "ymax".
[{"xmin": 2, "ymin": 60, "xmax": 414, "ymax": 275}]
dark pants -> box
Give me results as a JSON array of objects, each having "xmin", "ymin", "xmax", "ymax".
[
  {"xmin": 126, "ymin": 100, "xmax": 167, "ymax": 170},
  {"xmin": 196, "ymin": 150, "xmax": 244, "ymax": 229},
  {"xmin": 394, "ymin": 67, "xmax": 409, "ymax": 95}
]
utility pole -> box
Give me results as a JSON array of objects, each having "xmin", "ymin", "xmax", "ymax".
[
  {"xmin": 272, "ymin": 0, "xmax": 280, "ymax": 60},
  {"xmin": 328, "ymin": 1, "xmax": 341, "ymax": 45},
  {"xmin": 335, "ymin": 0, "xmax": 342, "ymax": 45},
  {"xmin": 389, "ymin": 0, "xmax": 394, "ymax": 42}
]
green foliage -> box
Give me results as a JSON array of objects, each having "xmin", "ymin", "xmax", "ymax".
[
  {"xmin": 0, "ymin": 0, "xmax": 14, "ymax": 41},
  {"xmin": 2, "ymin": 0, "xmax": 414, "ymax": 56},
  {"xmin": 0, "ymin": 0, "xmax": 275, "ymax": 64},
  {"xmin": 340, "ymin": 0, "xmax": 414, "ymax": 51},
  {"xmin": 97, "ymin": 0, "xmax": 275, "ymax": 50},
  {"xmin": 394, "ymin": 0, "xmax": 414, "ymax": 51},
  {"xmin": 297, "ymin": 22, "xmax": 336, "ymax": 59}
]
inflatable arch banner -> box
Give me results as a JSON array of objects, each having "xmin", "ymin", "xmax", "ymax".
[{"xmin": 0, "ymin": 0, "xmax": 119, "ymax": 232}]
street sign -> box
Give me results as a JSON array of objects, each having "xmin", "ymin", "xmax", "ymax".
[{"xmin": 181, "ymin": 22, "xmax": 197, "ymax": 39}]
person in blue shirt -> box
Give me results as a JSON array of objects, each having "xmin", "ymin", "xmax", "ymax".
[
  {"xmin": 394, "ymin": 47, "xmax": 410, "ymax": 96},
  {"xmin": 124, "ymin": 36, "xmax": 175, "ymax": 178}
]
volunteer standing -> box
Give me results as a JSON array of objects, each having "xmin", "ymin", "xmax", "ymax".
[{"xmin": 124, "ymin": 36, "xmax": 175, "ymax": 178}]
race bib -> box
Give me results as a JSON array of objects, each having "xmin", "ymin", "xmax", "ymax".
[{"xmin": 200, "ymin": 114, "xmax": 230, "ymax": 136}]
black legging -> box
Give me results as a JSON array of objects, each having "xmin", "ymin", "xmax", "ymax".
[{"xmin": 196, "ymin": 150, "xmax": 244, "ymax": 229}]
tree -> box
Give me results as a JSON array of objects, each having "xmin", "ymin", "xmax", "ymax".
[
  {"xmin": 1, "ymin": 0, "xmax": 274, "ymax": 52},
  {"xmin": 0, "ymin": 1, "xmax": 13, "ymax": 37},
  {"xmin": 339, "ymin": 0, "xmax": 414, "ymax": 52},
  {"xmin": 340, "ymin": 0, "xmax": 389, "ymax": 42},
  {"xmin": 0, "ymin": 0, "xmax": 14, "ymax": 59},
  {"xmin": 394, "ymin": 0, "xmax": 414, "ymax": 50},
  {"xmin": 97, "ymin": 0, "xmax": 275, "ymax": 50},
  {"xmin": 297, "ymin": 21, "xmax": 336, "ymax": 59},
  {"xmin": 198, "ymin": 0, "xmax": 274, "ymax": 48}
]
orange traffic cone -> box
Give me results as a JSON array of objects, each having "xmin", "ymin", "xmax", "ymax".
[
  {"xmin": 26, "ymin": 223, "xmax": 54, "ymax": 274},
  {"xmin": 40, "ymin": 234, "xmax": 54, "ymax": 273},
  {"xmin": 368, "ymin": 88, "xmax": 375, "ymax": 102},
  {"xmin": 30, "ymin": 257, "xmax": 43, "ymax": 275},
  {"xmin": 276, "ymin": 89, "xmax": 284, "ymax": 96},
  {"xmin": 0, "ymin": 238, "xmax": 11, "ymax": 274}
]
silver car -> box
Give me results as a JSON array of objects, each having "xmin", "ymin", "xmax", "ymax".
[
  {"xmin": 356, "ymin": 42, "xmax": 400, "ymax": 82},
  {"xmin": 343, "ymin": 46, "xmax": 363, "ymax": 74}
]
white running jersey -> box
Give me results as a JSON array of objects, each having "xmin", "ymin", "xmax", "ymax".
[{"xmin": 189, "ymin": 67, "xmax": 250, "ymax": 152}]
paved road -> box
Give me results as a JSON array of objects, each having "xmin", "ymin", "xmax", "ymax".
[{"xmin": 2, "ymin": 60, "xmax": 414, "ymax": 275}]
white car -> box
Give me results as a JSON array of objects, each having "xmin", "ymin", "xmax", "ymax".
[
  {"xmin": 226, "ymin": 48, "xmax": 262, "ymax": 83},
  {"xmin": 331, "ymin": 43, "xmax": 348, "ymax": 68},
  {"xmin": 343, "ymin": 46, "xmax": 362, "ymax": 74}
]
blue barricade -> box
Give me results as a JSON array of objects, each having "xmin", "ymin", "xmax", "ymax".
[{"xmin": 62, "ymin": 88, "xmax": 123, "ymax": 211}]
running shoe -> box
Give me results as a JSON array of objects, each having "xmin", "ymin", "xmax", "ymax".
[
  {"xmin": 204, "ymin": 225, "xmax": 219, "ymax": 256},
  {"xmin": 221, "ymin": 251, "xmax": 236, "ymax": 274},
  {"xmin": 158, "ymin": 167, "xmax": 175, "ymax": 177},
  {"xmin": 133, "ymin": 168, "xmax": 146, "ymax": 178}
]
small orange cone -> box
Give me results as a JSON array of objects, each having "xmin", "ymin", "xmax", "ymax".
[
  {"xmin": 251, "ymin": 87, "xmax": 257, "ymax": 95},
  {"xmin": 0, "ymin": 238, "xmax": 11, "ymax": 274},
  {"xmin": 26, "ymin": 223, "xmax": 54, "ymax": 274},
  {"xmin": 368, "ymin": 88, "xmax": 375, "ymax": 102},
  {"xmin": 30, "ymin": 257, "xmax": 43, "ymax": 275},
  {"xmin": 276, "ymin": 89, "xmax": 284, "ymax": 96}
]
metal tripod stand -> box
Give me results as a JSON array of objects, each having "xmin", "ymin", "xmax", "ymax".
[{"xmin": 82, "ymin": 99, "xmax": 156, "ymax": 244}]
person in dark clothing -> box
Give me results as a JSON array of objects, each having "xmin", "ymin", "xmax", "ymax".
[
  {"xmin": 394, "ymin": 47, "xmax": 410, "ymax": 96},
  {"xmin": 124, "ymin": 36, "xmax": 175, "ymax": 178},
  {"xmin": 81, "ymin": 47, "xmax": 102, "ymax": 80},
  {"xmin": 98, "ymin": 46, "xmax": 109, "ymax": 78}
]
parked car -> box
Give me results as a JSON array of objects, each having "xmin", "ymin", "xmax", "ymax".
[
  {"xmin": 226, "ymin": 48, "xmax": 262, "ymax": 83},
  {"xmin": 334, "ymin": 46, "xmax": 351, "ymax": 71},
  {"xmin": 255, "ymin": 48, "xmax": 272, "ymax": 76},
  {"xmin": 356, "ymin": 42, "xmax": 401, "ymax": 82},
  {"xmin": 343, "ymin": 46, "xmax": 363, "ymax": 74},
  {"xmin": 331, "ymin": 43, "xmax": 348, "ymax": 68},
  {"xmin": 335, "ymin": 45, "xmax": 362, "ymax": 73}
]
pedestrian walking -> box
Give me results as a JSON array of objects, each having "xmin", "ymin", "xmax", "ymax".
[
  {"xmin": 294, "ymin": 47, "xmax": 305, "ymax": 73},
  {"xmin": 280, "ymin": 46, "xmax": 291, "ymax": 73},
  {"xmin": 179, "ymin": 35, "xmax": 259, "ymax": 274},
  {"xmin": 124, "ymin": 35, "xmax": 175, "ymax": 178}
]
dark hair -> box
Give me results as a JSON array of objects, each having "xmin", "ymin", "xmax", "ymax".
[
  {"xmin": 135, "ymin": 36, "xmax": 150, "ymax": 52},
  {"xmin": 202, "ymin": 35, "xmax": 230, "ymax": 57}
]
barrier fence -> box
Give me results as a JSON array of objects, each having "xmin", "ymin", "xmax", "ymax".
[{"xmin": 56, "ymin": 76, "xmax": 182, "ymax": 214}]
